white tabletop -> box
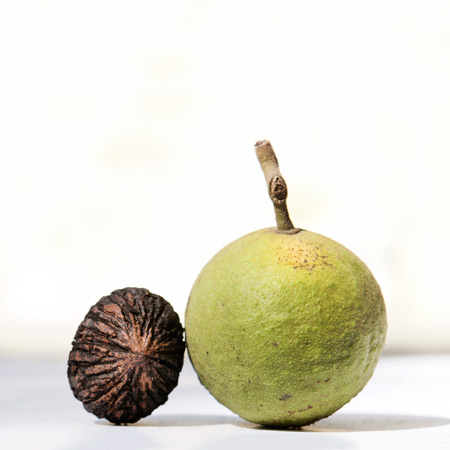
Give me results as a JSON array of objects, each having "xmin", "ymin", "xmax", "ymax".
[{"xmin": 1, "ymin": 354, "xmax": 449, "ymax": 450}]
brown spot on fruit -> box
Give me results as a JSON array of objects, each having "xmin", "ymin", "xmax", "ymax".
[
  {"xmin": 277, "ymin": 241, "xmax": 334, "ymax": 272},
  {"xmin": 279, "ymin": 393, "xmax": 292, "ymax": 401},
  {"xmin": 288, "ymin": 405, "xmax": 313, "ymax": 415}
]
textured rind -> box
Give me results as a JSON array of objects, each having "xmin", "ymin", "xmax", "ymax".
[
  {"xmin": 185, "ymin": 228, "xmax": 387, "ymax": 428},
  {"xmin": 68, "ymin": 287, "xmax": 185, "ymax": 424}
]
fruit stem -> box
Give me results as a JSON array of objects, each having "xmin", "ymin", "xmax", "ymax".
[{"xmin": 255, "ymin": 140, "xmax": 299, "ymax": 233}]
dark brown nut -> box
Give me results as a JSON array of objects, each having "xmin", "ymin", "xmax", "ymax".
[{"xmin": 68, "ymin": 287, "xmax": 185, "ymax": 424}]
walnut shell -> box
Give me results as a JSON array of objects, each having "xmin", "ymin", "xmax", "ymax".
[{"xmin": 68, "ymin": 287, "xmax": 185, "ymax": 424}]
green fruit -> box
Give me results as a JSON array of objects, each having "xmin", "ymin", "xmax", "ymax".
[{"xmin": 185, "ymin": 141, "xmax": 387, "ymax": 428}]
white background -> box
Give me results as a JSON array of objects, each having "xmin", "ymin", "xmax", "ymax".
[{"xmin": 1, "ymin": 1, "xmax": 450, "ymax": 357}]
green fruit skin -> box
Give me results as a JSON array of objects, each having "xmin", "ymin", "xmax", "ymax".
[{"xmin": 185, "ymin": 228, "xmax": 387, "ymax": 428}]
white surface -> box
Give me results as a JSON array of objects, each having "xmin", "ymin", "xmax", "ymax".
[
  {"xmin": 1, "ymin": 354, "xmax": 449, "ymax": 450},
  {"xmin": 2, "ymin": 1, "xmax": 450, "ymax": 357}
]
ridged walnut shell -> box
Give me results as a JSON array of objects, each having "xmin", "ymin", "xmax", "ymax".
[{"xmin": 68, "ymin": 287, "xmax": 185, "ymax": 424}]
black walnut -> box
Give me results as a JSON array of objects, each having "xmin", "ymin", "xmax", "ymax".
[{"xmin": 68, "ymin": 287, "xmax": 185, "ymax": 424}]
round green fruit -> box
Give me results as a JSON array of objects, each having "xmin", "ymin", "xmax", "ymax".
[{"xmin": 185, "ymin": 141, "xmax": 387, "ymax": 428}]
